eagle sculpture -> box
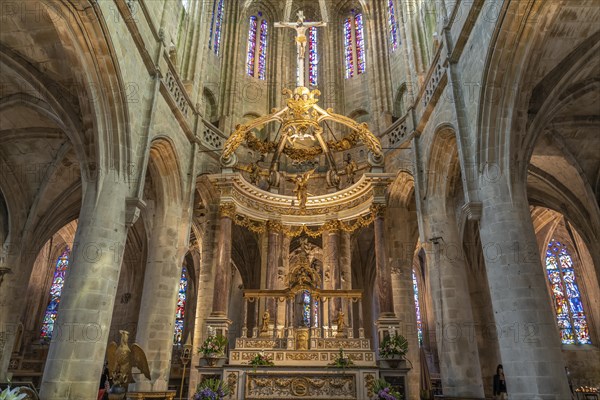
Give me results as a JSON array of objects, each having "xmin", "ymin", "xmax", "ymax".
[{"xmin": 106, "ymin": 330, "xmax": 151, "ymax": 389}]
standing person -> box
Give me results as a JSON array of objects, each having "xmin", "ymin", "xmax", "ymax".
[
  {"xmin": 493, "ymin": 364, "xmax": 507, "ymax": 400},
  {"xmin": 98, "ymin": 361, "xmax": 110, "ymax": 400}
]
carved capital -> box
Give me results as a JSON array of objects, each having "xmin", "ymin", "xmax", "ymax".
[
  {"xmin": 267, "ymin": 220, "xmax": 283, "ymax": 233},
  {"xmin": 219, "ymin": 202, "xmax": 236, "ymax": 219},
  {"xmin": 370, "ymin": 203, "xmax": 386, "ymax": 218}
]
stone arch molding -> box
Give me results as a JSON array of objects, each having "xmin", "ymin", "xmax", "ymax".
[
  {"xmin": 423, "ymin": 124, "xmax": 461, "ymax": 208},
  {"xmin": 2, "ymin": 0, "xmax": 133, "ymax": 179},
  {"xmin": 147, "ymin": 136, "xmax": 185, "ymax": 209}
]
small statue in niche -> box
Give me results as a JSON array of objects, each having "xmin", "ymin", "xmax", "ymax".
[
  {"xmin": 335, "ymin": 310, "xmax": 347, "ymax": 338},
  {"xmin": 260, "ymin": 310, "xmax": 271, "ymax": 337}
]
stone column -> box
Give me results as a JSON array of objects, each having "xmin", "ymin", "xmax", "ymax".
[
  {"xmin": 323, "ymin": 225, "xmax": 341, "ymax": 324},
  {"xmin": 39, "ymin": 179, "xmax": 130, "ymax": 399},
  {"xmin": 374, "ymin": 209, "xmax": 394, "ymax": 316},
  {"xmin": 211, "ymin": 207, "xmax": 233, "ymax": 318},
  {"xmin": 479, "ymin": 180, "xmax": 571, "ymax": 399},
  {"xmin": 387, "ymin": 207, "xmax": 420, "ymax": 400},
  {"xmin": 132, "ymin": 204, "xmax": 189, "ymax": 391},
  {"xmin": 265, "ymin": 221, "xmax": 282, "ymax": 316},
  {"xmin": 423, "ymin": 208, "xmax": 484, "ymax": 398},
  {"xmin": 340, "ymin": 231, "xmax": 352, "ymax": 329}
]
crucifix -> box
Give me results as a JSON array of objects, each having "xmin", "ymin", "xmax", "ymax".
[{"xmin": 275, "ymin": 11, "xmax": 327, "ymax": 87}]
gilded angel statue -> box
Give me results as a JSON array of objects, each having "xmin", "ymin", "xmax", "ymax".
[
  {"xmin": 286, "ymin": 169, "xmax": 315, "ymax": 209},
  {"xmin": 106, "ymin": 330, "xmax": 151, "ymax": 390}
]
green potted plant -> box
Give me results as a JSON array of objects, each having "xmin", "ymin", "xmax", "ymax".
[
  {"xmin": 378, "ymin": 334, "xmax": 408, "ymax": 368},
  {"xmin": 328, "ymin": 348, "xmax": 354, "ymax": 371},
  {"xmin": 198, "ymin": 334, "xmax": 228, "ymax": 367},
  {"xmin": 0, "ymin": 387, "xmax": 28, "ymax": 400},
  {"xmin": 246, "ymin": 350, "xmax": 274, "ymax": 372}
]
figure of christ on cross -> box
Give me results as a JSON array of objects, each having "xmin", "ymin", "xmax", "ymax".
[{"xmin": 275, "ymin": 11, "xmax": 327, "ymax": 60}]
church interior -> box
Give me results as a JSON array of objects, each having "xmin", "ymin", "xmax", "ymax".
[{"xmin": 0, "ymin": 0, "xmax": 599, "ymax": 399}]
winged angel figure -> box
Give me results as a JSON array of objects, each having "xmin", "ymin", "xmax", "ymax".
[
  {"xmin": 106, "ymin": 330, "xmax": 151, "ymax": 391},
  {"xmin": 286, "ymin": 169, "xmax": 315, "ymax": 209}
]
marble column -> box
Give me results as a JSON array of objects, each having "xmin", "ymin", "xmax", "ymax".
[
  {"xmin": 265, "ymin": 221, "xmax": 282, "ymax": 317},
  {"xmin": 323, "ymin": 226, "xmax": 342, "ymax": 327},
  {"xmin": 340, "ymin": 231, "xmax": 352, "ymax": 328},
  {"xmin": 211, "ymin": 210, "xmax": 233, "ymax": 318},
  {"xmin": 423, "ymin": 209, "xmax": 484, "ymax": 398},
  {"xmin": 479, "ymin": 180, "xmax": 571, "ymax": 399},
  {"xmin": 39, "ymin": 179, "xmax": 130, "ymax": 399},
  {"xmin": 132, "ymin": 204, "xmax": 189, "ymax": 391},
  {"xmin": 374, "ymin": 210, "xmax": 395, "ymax": 316}
]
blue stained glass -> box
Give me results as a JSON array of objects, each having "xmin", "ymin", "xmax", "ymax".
[
  {"xmin": 388, "ymin": 0, "xmax": 399, "ymax": 51},
  {"xmin": 40, "ymin": 247, "xmax": 70, "ymax": 340},
  {"xmin": 258, "ymin": 19, "xmax": 268, "ymax": 80},
  {"xmin": 344, "ymin": 17, "xmax": 354, "ymax": 79},
  {"xmin": 213, "ymin": 0, "xmax": 225, "ymax": 55},
  {"xmin": 246, "ymin": 16, "xmax": 257, "ymax": 76},
  {"xmin": 412, "ymin": 270, "xmax": 423, "ymax": 346},
  {"xmin": 545, "ymin": 239, "xmax": 591, "ymax": 344},
  {"xmin": 308, "ymin": 26, "xmax": 318, "ymax": 86},
  {"xmin": 208, "ymin": 0, "xmax": 216, "ymax": 50},
  {"xmin": 354, "ymin": 13, "xmax": 366, "ymax": 75},
  {"xmin": 302, "ymin": 290, "xmax": 311, "ymax": 327},
  {"xmin": 173, "ymin": 266, "xmax": 189, "ymax": 344}
]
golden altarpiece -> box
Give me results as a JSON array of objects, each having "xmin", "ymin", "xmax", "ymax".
[{"xmin": 196, "ymin": 11, "xmax": 410, "ymax": 399}]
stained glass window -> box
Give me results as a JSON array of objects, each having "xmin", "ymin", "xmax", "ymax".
[
  {"xmin": 40, "ymin": 247, "xmax": 70, "ymax": 340},
  {"xmin": 344, "ymin": 17, "xmax": 354, "ymax": 79},
  {"xmin": 545, "ymin": 239, "xmax": 591, "ymax": 345},
  {"xmin": 246, "ymin": 16, "xmax": 257, "ymax": 76},
  {"xmin": 354, "ymin": 13, "xmax": 366, "ymax": 75},
  {"xmin": 173, "ymin": 266, "xmax": 189, "ymax": 345},
  {"xmin": 412, "ymin": 270, "xmax": 423, "ymax": 346},
  {"xmin": 308, "ymin": 26, "xmax": 318, "ymax": 86},
  {"xmin": 258, "ymin": 19, "xmax": 268, "ymax": 80},
  {"xmin": 388, "ymin": 0, "xmax": 399, "ymax": 51},
  {"xmin": 208, "ymin": 0, "xmax": 225, "ymax": 56},
  {"xmin": 344, "ymin": 11, "xmax": 366, "ymax": 79},
  {"xmin": 301, "ymin": 290, "xmax": 318, "ymax": 327},
  {"xmin": 246, "ymin": 13, "xmax": 268, "ymax": 80},
  {"xmin": 302, "ymin": 290, "xmax": 311, "ymax": 327}
]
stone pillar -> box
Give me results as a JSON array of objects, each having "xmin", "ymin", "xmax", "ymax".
[
  {"xmin": 188, "ymin": 204, "xmax": 218, "ymax": 393},
  {"xmin": 265, "ymin": 221, "xmax": 282, "ymax": 316},
  {"xmin": 323, "ymin": 225, "xmax": 341, "ymax": 324},
  {"xmin": 479, "ymin": 180, "xmax": 571, "ymax": 399},
  {"xmin": 340, "ymin": 231, "xmax": 352, "ymax": 328},
  {"xmin": 422, "ymin": 208, "xmax": 484, "ymax": 398},
  {"xmin": 211, "ymin": 207, "xmax": 233, "ymax": 319},
  {"xmin": 374, "ymin": 209, "xmax": 394, "ymax": 316},
  {"xmin": 387, "ymin": 206, "xmax": 420, "ymax": 400},
  {"xmin": 39, "ymin": 180, "xmax": 130, "ymax": 399},
  {"xmin": 132, "ymin": 204, "xmax": 189, "ymax": 390}
]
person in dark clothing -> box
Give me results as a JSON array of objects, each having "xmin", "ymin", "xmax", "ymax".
[
  {"xmin": 493, "ymin": 364, "xmax": 507, "ymax": 400},
  {"xmin": 98, "ymin": 362, "xmax": 110, "ymax": 400}
]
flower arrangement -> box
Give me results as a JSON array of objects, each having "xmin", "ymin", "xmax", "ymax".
[
  {"xmin": 247, "ymin": 350, "xmax": 274, "ymax": 367},
  {"xmin": 198, "ymin": 334, "xmax": 228, "ymax": 357},
  {"xmin": 329, "ymin": 348, "xmax": 354, "ymax": 369},
  {"xmin": 0, "ymin": 387, "xmax": 27, "ymax": 400},
  {"xmin": 192, "ymin": 378, "xmax": 230, "ymax": 400},
  {"xmin": 379, "ymin": 333, "xmax": 408, "ymax": 359},
  {"xmin": 372, "ymin": 378, "xmax": 402, "ymax": 400}
]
